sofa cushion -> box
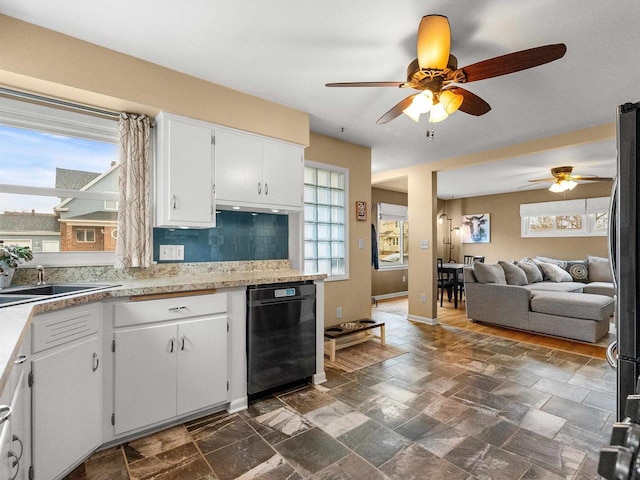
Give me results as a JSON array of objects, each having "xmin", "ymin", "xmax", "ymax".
[
  {"xmin": 583, "ymin": 282, "xmax": 616, "ymax": 297},
  {"xmin": 530, "ymin": 291, "xmax": 615, "ymax": 321},
  {"xmin": 473, "ymin": 263, "xmax": 507, "ymax": 284},
  {"xmin": 522, "ymin": 281, "xmax": 585, "ymax": 293},
  {"xmin": 536, "ymin": 262, "xmax": 573, "ymax": 282},
  {"xmin": 535, "ymin": 256, "xmax": 589, "ymax": 282},
  {"xmin": 588, "ymin": 255, "xmax": 613, "ymax": 282},
  {"xmin": 516, "ymin": 258, "xmax": 543, "ymax": 283},
  {"xmin": 498, "ymin": 261, "xmax": 528, "ymax": 286}
]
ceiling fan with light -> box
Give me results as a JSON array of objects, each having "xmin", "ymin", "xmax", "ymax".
[
  {"xmin": 528, "ymin": 166, "xmax": 613, "ymax": 193},
  {"xmin": 326, "ymin": 15, "xmax": 567, "ymax": 125}
]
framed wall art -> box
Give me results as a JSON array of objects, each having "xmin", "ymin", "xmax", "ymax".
[
  {"xmin": 356, "ymin": 201, "xmax": 367, "ymax": 221},
  {"xmin": 461, "ymin": 213, "xmax": 491, "ymax": 243}
]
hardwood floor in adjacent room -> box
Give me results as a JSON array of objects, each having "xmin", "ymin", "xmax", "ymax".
[{"xmin": 375, "ymin": 296, "xmax": 611, "ymax": 360}]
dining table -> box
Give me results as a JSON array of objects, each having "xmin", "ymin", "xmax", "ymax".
[{"xmin": 438, "ymin": 262, "xmax": 467, "ymax": 309}]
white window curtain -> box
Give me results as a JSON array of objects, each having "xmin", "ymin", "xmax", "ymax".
[
  {"xmin": 520, "ymin": 199, "xmax": 586, "ymax": 217},
  {"xmin": 520, "ymin": 197, "xmax": 610, "ymax": 217},
  {"xmin": 378, "ymin": 202, "xmax": 408, "ymax": 221},
  {"xmin": 586, "ymin": 196, "xmax": 610, "ymax": 214},
  {"xmin": 115, "ymin": 113, "xmax": 151, "ymax": 268}
]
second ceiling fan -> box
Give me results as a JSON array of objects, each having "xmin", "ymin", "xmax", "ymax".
[{"xmin": 326, "ymin": 15, "xmax": 567, "ymax": 125}]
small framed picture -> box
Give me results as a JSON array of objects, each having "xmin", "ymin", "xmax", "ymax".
[{"xmin": 356, "ymin": 201, "xmax": 367, "ymax": 221}]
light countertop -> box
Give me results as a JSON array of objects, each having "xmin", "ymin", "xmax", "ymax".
[{"xmin": 0, "ymin": 268, "xmax": 325, "ymax": 396}]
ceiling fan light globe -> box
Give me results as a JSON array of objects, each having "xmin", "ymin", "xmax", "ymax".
[
  {"xmin": 439, "ymin": 90, "xmax": 464, "ymax": 114},
  {"xmin": 417, "ymin": 15, "xmax": 451, "ymax": 70},
  {"xmin": 414, "ymin": 91, "xmax": 433, "ymax": 113},
  {"xmin": 549, "ymin": 182, "xmax": 564, "ymax": 193},
  {"xmin": 567, "ymin": 180, "xmax": 578, "ymax": 190},
  {"xmin": 429, "ymin": 102, "xmax": 449, "ymax": 123},
  {"xmin": 402, "ymin": 103, "xmax": 422, "ymax": 122}
]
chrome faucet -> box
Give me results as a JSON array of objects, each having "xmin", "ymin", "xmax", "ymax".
[{"xmin": 36, "ymin": 265, "xmax": 46, "ymax": 285}]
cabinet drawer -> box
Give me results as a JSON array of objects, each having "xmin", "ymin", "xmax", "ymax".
[
  {"xmin": 114, "ymin": 293, "xmax": 227, "ymax": 327},
  {"xmin": 32, "ymin": 303, "xmax": 101, "ymax": 353}
]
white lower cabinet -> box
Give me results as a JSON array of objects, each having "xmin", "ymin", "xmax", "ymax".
[
  {"xmin": 31, "ymin": 304, "xmax": 102, "ymax": 480},
  {"xmin": 113, "ymin": 294, "xmax": 228, "ymax": 435}
]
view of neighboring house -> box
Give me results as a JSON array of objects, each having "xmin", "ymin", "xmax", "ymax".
[
  {"xmin": 0, "ymin": 210, "xmax": 60, "ymax": 252},
  {"xmin": 0, "ymin": 164, "xmax": 119, "ymax": 252}
]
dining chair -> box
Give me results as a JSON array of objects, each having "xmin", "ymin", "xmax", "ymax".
[
  {"xmin": 459, "ymin": 256, "xmax": 484, "ymax": 301},
  {"xmin": 437, "ymin": 258, "xmax": 456, "ymax": 307}
]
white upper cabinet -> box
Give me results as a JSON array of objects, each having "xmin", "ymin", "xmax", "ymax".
[
  {"xmin": 155, "ymin": 112, "xmax": 303, "ymax": 221},
  {"xmin": 155, "ymin": 113, "xmax": 215, "ymax": 228},
  {"xmin": 214, "ymin": 129, "xmax": 303, "ymax": 210},
  {"xmin": 214, "ymin": 129, "xmax": 264, "ymax": 205},
  {"xmin": 262, "ymin": 140, "xmax": 303, "ymax": 208}
]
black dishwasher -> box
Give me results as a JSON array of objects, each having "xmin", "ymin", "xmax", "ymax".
[{"xmin": 247, "ymin": 281, "xmax": 316, "ymax": 396}]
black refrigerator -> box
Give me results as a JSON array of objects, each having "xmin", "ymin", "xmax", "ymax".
[{"xmin": 613, "ymin": 101, "xmax": 640, "ymax": 420}]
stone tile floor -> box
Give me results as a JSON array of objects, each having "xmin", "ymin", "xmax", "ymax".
[{"xmin": 65, "ymin": 309, "xmax": 615, "ymax": 479}]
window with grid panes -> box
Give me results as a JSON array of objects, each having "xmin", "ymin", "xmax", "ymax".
[{"xmin": 304, "ymin": 163, "xmax": 348, "ymax": 280}]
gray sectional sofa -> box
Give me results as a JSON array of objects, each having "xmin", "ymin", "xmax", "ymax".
[{"xmin": 463, "ymin": 256, "xmax": 615, "ymax": 343}]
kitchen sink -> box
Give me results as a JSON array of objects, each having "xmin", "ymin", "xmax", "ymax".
[
  {"xmin": 0, "ymin": 283, "xmax": 118, "ymax": 308},
  {"xmin": 0, "ymin": 295, "xmax": 35, "ymax": 305},
  {"xmin": 0, "ymin": 284, "xmax": 114, "ymax": 296}
]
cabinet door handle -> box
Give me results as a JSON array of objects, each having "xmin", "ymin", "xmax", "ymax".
[
  {"xmin": 265, "ymin": 183, "xmax": 268, "ymax": 195},
  {"xmin": 8, "ymin": 449, "xmax": 18, "ymax": 479},
  {"xmin": 12, "ymin": 434, "xmax": 23, "ymax": 462},
  {"xmin": 169, "ymin": 338, "xmax": 175, "ymax": 353},
  {"xmin": 257, "ymin": 182, "xmax": 262, "ymax": 195},
  {"xmin": 169, "ymin": 305, "xmax": 186, "ymax": 312},
  {"xmin": 14, "ymin": 354, "xmax": 28, "ymax": 365},
  {"xmin": 180, "ymin": 335, "xmax": 185, "ymax": 351},
  {"xmin": 92, "ymin": 352, "xmax": 99, "ymax": 372},
  {"xmin": 172, "ymin": 195, "xmax": 177, "ymax": 209},
  {"xmin": 0, "ymin": 405, "xmax": 12, "ymax": 425}
]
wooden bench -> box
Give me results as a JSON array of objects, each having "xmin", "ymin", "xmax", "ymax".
[{"xmin": 323, "ymin": 319, "xmax": 385, "ymax": 362}]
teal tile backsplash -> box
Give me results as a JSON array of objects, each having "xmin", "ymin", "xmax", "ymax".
[{"xmin": 153, "ymin": 210, "xmax": 288, "ymax": 262}]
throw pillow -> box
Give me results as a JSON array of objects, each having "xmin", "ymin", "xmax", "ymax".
[
  {"xmin": 588, "ymin": 255, "xmax": 613, "ymax": 282},
  {"xmin": 498, "ymin": 261, "xmax": 528, "ymax": 286},
  {"xmin": 564, "ymin": 260, "xmax": 589, "ymax": 281},
  {"xmin": 516, "ymin": 258, "xmax": 543, "ymax": 283},
  {"xmin": 536, "ymin": 261, "xmax": 573, "ymax": 282},
  {"xmin": 534, "ymin": 256, "xmax": 589, "ymax": 281},
  {"xmin": 473, "ymin": 263, "xmax": 507, "ymax": 284}
]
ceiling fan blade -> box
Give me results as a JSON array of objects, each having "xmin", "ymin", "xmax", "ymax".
[
  {"xmin": 459, "ymin": 43, "xmax": 567, "ymax": 83},
  {"xmin": 570, "ymin": 175, "xmax": 614, "ymax": 182},
  {"xmin": 377, "ymin": 95, "xmax": 417, "ymax": 124},
  {"xmin": 417, "ymin": 15, "xmax": 451, "ymax": 70},
  {"xmin": 325, "ymin": 82, "xmax": 405, "ymax": 88},
  {"xmin": 444, "ymin": 87, "xmax": 491, "ymax": 116},
  {"xmin": 527, "ymin": 178, "xmax": 556, "ymax": 183}
]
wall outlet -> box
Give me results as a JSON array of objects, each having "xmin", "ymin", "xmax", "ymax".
[
  {"xmin": 159, "ymin": 245, "xmax": 185, "ymax": 261},
  {"xmin": 420, "ymin": 293, "xmax": 426, "ymax": 303},
  {"xmin": 421, "ymin": 240, "xmax": 429, "ymax": 249},
  {"xmin": 402, "ymin": 275, "xmax": 406, "ymax": 282},
  {"xmin": 336, "ymin": 307, "xmax": 343, "ymax": 319}
]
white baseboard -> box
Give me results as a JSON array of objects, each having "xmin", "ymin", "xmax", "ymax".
[
  {"xmin": 407, "ymin": 314, "xmax": 438, "ymax": 325},
  {"xmin": 313, "ymin": 371, "xmax": 327, "ymax": 385},
  {"xmin": 373, "ymin": 291, "xmax": 409, "ymax": 301},
  {"xmin": 227, "ymin": 397, "xmax": 248, "ymax": 413}
]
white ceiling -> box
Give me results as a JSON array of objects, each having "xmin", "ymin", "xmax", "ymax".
[{"xmin": 1, "ymin": 0, "xmax": 638, "ymax": 198}]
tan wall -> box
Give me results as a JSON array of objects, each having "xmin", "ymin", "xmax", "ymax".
[
  {"xmin": 305, "ymin": 133, "xmax": 372, "ymax": 327},
  {"xmin": 371, "ymin": 187, "xmax": 408, "ymax": 297},
  {"xmin": 0, "ymin": 15, "xmax": 309, "ymax": 145},
  {"xmin": 439, "ymin": 181, "xmax": 612, "ymax": 263},
  {"xmin": 372, "ymin": 268, "xmax": 408, "ymax": 297}
]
